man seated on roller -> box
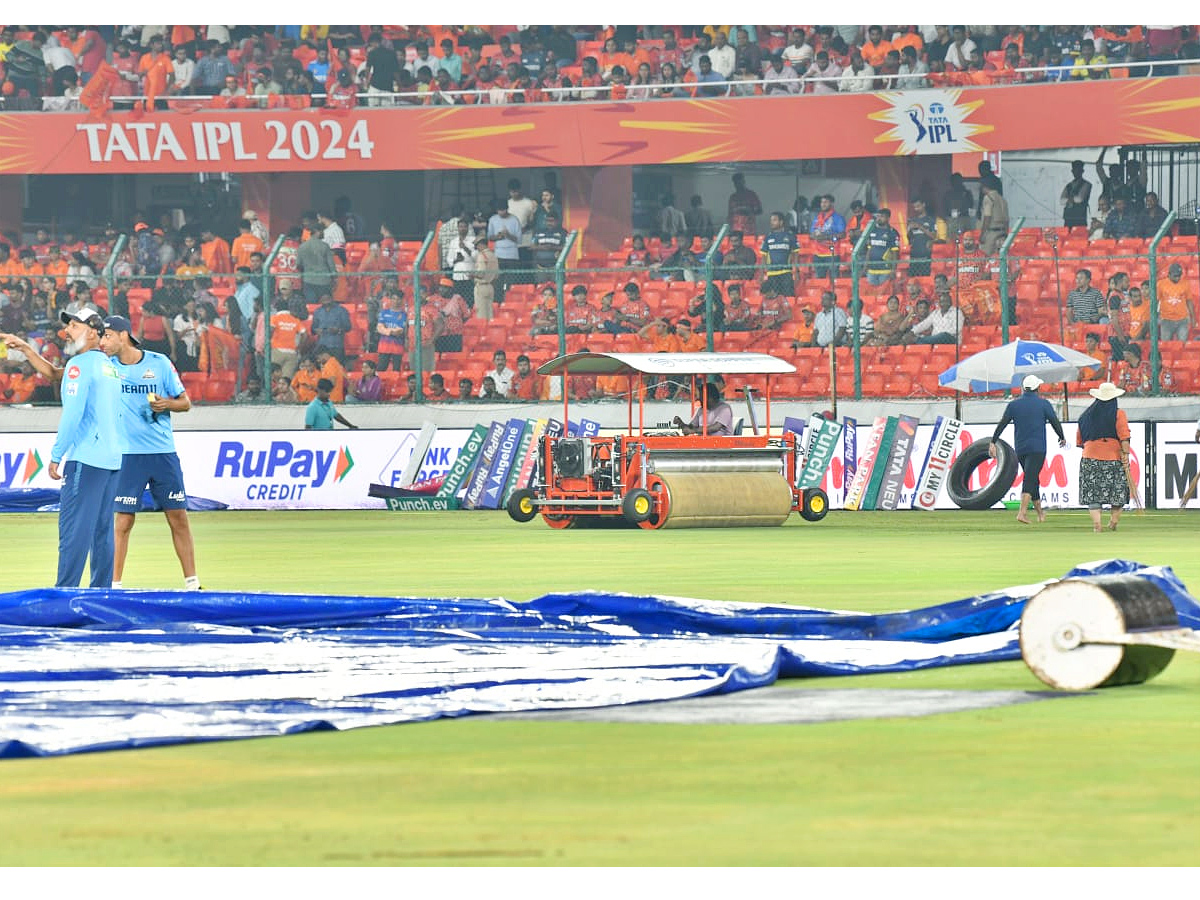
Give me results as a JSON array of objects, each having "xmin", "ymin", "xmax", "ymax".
[{"xmin": 673, "ymin": 382, "xmax": 734, "ymax": 436}]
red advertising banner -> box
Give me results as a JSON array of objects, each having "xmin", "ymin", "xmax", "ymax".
[{"xmin": 3, "ymin": 77, "xmax": 1200, "ymax": 174}]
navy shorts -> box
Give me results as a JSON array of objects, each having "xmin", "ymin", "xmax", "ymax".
[{"xmin": 114, "ymin": 452, "xmax": 188, "ymax": 513}]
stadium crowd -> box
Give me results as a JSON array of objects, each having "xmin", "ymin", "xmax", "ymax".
[
  {"xmin": 1, "ymin": 145, "xmax": 1194, "ymax": 407},
  {"xmin": 1, "ymin": 25, "xmax": 1198, "ymax": 111}
]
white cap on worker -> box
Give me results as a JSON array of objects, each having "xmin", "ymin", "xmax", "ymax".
[{"xmin": 1022, "ymin": 374, "xmax": 1043, "ymax": 391}]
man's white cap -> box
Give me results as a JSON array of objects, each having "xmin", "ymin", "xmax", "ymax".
[{"xmin": 1022, "ymin": 374, "xmax": 1043, "ymax": 391}]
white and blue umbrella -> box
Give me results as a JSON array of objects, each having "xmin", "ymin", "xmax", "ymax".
[{"xmin": 938, "ymin": 340, "xmax": 1103, "ymax": 393}]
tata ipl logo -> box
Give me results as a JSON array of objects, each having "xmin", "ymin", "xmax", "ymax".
[
  {"xmin": 870, "ymin": 89, "xmax": 992, "ymax": 155},
  {"xmin": 0, "ymin": 448, "xmax": 44, "ymax": 487}
]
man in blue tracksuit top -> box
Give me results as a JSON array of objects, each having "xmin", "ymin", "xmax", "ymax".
[
  {"xmin": 989, "ymin": 374, "xmax": 1067, "ymax": 525},
  {"xmin": 49, "ymin": 306, "xmax": 123, "ymax": 587},
  {"xmin": 100, "ymin": 315, "xmax": 201, "ymax": 591}
]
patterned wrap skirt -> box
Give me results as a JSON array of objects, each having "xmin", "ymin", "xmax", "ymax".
[{"xmin": 1079, "ymin": 457, "xmax": 1130, "ymax": 508}]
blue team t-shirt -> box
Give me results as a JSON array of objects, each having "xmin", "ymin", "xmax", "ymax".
[
  {"xmin": 110, "ymin": 349, "xmax": 186, "ymax": 454},
  {"xmin": 51, "ymin": 348, "xmax": 123, "ymax": 470},
  {"xmin": 760, "ymin": 230, "xmax": 797, "ymax": 273}
]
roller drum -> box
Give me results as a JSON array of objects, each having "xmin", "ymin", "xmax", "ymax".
[
  {"xmin": 1019, "ymin": 576, "xmax": 1179, "ymax": 691},
  {"xmin": 657, "ymin": 472, "xmax": 793, "ymax": 528},
  {"xmin": 648, "ymin": 456, "xmax": 785, "ymax": 474}
]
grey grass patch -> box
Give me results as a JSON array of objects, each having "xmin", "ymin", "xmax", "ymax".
[{"xmin": 488, "ymin": 688, "xmax": 1077, "ymax": 725}]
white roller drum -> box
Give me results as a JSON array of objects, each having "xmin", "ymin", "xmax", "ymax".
[{"xmin": 1019, "ymin": 576, "xmax": 1179, "ymax": 691}]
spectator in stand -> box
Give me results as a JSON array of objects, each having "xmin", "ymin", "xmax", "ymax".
[
  {"xmin": 672, "ymin": 317, "xmax": 706, "ymax": 352},
  {"xmin": 838, "ymin": 48, "xmax": 875, "ymax": 93},
  {"xmin": 374, "ymin": 289, "xmax": 407, "ymax": 372},
  {"xmin": 1088, "ymin": 196, "xmax": 1112, "ymax": 241},
  {"xmin": 707, "ymin": 30, "xmax": 736, "ymax": 79},
  {"xmin": 1157, "ymin": 263, "xmax": 1194, "ymax": 341},
  {"xmin": 658, "ymin": 194, "xmax": 687, "ymax": 242},
  {"xmin": 194, "ymin": 40, "xmax": 237, "ymax": 95},
  {"xmin": 1125, "ymin": 286, "xmax": 1151, "ymax": 345},
  {"xmin": 657, "ymin": 62, "xmax": 688, "ymax": 98},
  {"xmin": 1067, "ymin": 268, "xmax": 1106, "ymax": 325},
  {"xmin": 1060, "ymin": 160, "xmax": 1092, "ymax": 229},
  {"xmin": 1139, "ymin": 192, "xmax": 1168, "ymax": 239},
  {"xmin": 481, "ymin": 349, "xmax": 515, "ymax": 398},
  {"xmin": 942, "ymin": 173, "xmax": 976, "ymax": 241},
  {"xmin": 723, "ymin": 283, "xmax": 756, "ymax": 331},
  {"xmin": 433, "ymin": 277, "xmax": 470, "ymax": 355},
  {"xmin": 426, "ymin": 372, "xmax": 452, "ymax": 402},
  {"xmin": 864, "ymin": 208, "xmax": 900, "ymax": 285},
  {"xmin": 532, "ymin": 211, "xmax": 566, "ymax": 274},
  {"xmin": 626, "ymin": 235, "xmax": 651, "ymax": 268},
  {"xmin": 727, "ymin": 173, "xmax": 762, "ymax": 236},
  {"xmin": 613, "ymin": 281, "xmax": 652, "ymax": 333},
  {"xmin": 249, "ymin": 67, "xmax": 282, "ymax": 106},
  {"xmin": 438, "ymin": 39, "xmax": 463, "ymax": 82},
  {"xmin": 802, "ymin": 49, "xmax": 841, "ymax": 94},
  {"xmin": 312, "ymin": 294, "xmax": 352, "ymax": 362},
  {"xmin": 781, "ymin": 29, "xmax": 813, "ymax": 71},
  {"xmin": 896, "ymin": 44, "xmax": 929, "ymax": 88},
  {"xmin": 813, "ymin": 290, "xmax": 848, "ymax": 348},
  {"xmin": 911, "ymin": 290, "xmax": 965, "ymax": 344},
  {"xmin": 719, "ymin": 230, "xmax": 758, "ymax": 283},
  {"xmin": 291, "ymin": 357, "xmax": 321, "ymax": 404},
  {"xmin": 1103, "ymin": 196, "xmax": 1139, "ymax": 240},
  {"xmin": 455, "ymin": 377, "xmax": 475, "ymax": 402},
  {"xmin": 487, "ymin": 198, "xmax": 521, "ymax": 306},
  {"xmin": 318, "ymin": 211, "xmax": 346, "ymax": 250},
  {"xmin": 756, "ymin": 283, "xmax": 793, "ymax": 331},
  {"xmin": 684, "ymin": 196, "xmax": 714, "ymax": 238},
  {"xmin": 760, "ymin": 212, "xmax": 797, "ymax": 297},
  {"xmin": 763, "ymin": 52, "xmax": 799, "ymax": 94},
  {"xmin": 733, "ymin": 28, "xmax": 762, "ymax": 77},
  {"xmin": 533, "ymin": 189, "xmax": 562, "ymax": 234},
  {"xmin": 530, "ymin": 284, "xmax": 559, "ymax": 336},
  {"xmin": 269, "ymin": 294, "xmax": 308, "ymax": 378},
  {"xmin": 510, "ymin": 354, "xmax": 543, "ymax": 401},
  {"xmin": 230, "ymin": 218, "xmax": 265, "ymax": 271},
  {"xmin": 869, "ymin": 295, "xmax": 909, "ymax": 346},
  {"xmin": 694, "ymin": 55, "xmax": 728, "ymax": 97},
  {"xmin": 944, "ymin": 26, "xmax": 977, "ymax": 71},
  {"xmin": 789, "ymin": 306, "xmax": 817, "ymax": 348},
  {"xmin": 1070, "ymin": 39, "xmax": 1108, "ymax": 80},
  {"xmin": 906, "ymin": 198, "xmax": 946, "ymax": 277},
  {"xmin": 365, "ymin": 32, "xmax": 400, "ymax": 106},
  {"xmin": 316, "ymin": 348, "xmax": 347, "ymax": 402},
  {"xmin": 172, "ymin": 296, "xmax": 202, "ymax": 372},
  {"xmin": 327, "ymin": 67, "xmax": 359, "ymax": 107},
  {"xmin": 297, "ymin": 228, "xmax": 337, "ymax": 301},
  {"xmin": 136, "ymin": 289, "xmax": 177, "ymax": 361},
  {"xmin": 564, "ymin": 285, "xmax": 599, "ymax": 334}
]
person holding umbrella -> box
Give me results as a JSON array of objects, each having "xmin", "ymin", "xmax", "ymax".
[
  {"xmin": 1076, "ymin": 381, "xmax": 1131, "ymax": 532},
  {"xmin": 989, "ymin": 374, "xmax": 1067, "ymax": 524}
]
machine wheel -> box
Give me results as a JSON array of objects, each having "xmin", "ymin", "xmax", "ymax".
[
  {"xmin": 637, "ymin": 476, "xmax": 670, "ymax": 530},
  {"xmin": 947, "ymin": 439, "xmax": 1017, "ymax": 510},
  {"xmin": 622, "ymin": 488, "xmax": 654, "ymax": 524},
  {"xmin": 799, "ymin": 487, "xmax": 829, "ymax": 522},
  {"xmin": 506, "ymin": 489, "xmax": 539, "ymax": 523},
  {"xmin": 542, "ymin": 513, "xmax": 577, "ymax": 529}
]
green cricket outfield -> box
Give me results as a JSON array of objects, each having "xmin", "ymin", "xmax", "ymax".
[{"xmin": 0, "ymin": 509, "xmax": 1197, "ymax": 866}]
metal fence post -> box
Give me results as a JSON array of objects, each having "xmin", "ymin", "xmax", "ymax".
[
  {"xmin": 554, "ymin": 230, "xmax": 579, "ymax": 359},
  {"xmin": 1147, "ymin": 210, "xmax": 1177, "ymax": 395},
  {"xmin": 849, "ymin": 221, "xmax": 876, "ymax": 399},
  {"xmin": 259, "ymin": 235, "xmax": 286, "ymax": 402},
  {"xmin": 998, "ymin": 218, "xmax": 1024, "ymax": 345},
  {"xmin": 411, "ymin": 231, "xmax": 436, "ymax": 402}
]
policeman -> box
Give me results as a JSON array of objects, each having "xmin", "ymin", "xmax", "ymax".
[{"xmin": 49, "ymin": 306, "xmax": 123, "ymax": 587}]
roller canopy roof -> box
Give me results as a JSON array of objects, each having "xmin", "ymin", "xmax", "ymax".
[{"xmin": 537, "ymin": 352, "xmax": 796, "ymax": 376}]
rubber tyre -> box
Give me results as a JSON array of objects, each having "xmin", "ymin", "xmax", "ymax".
[
  {"xmin": 799, "ymin": 487, "xmax": 829, "ymax": 522},
  {"xmin": 946, "ymin": 438, "xmax": 1017, "ymax": 510},
  {"xmin": 506, "ymin": 488, "xmax": 538, "ymax": 523},
  {"xmin": 542, "ymin": 513, "xmax": 576, "ymax": 529},
  {"xmin": 622, "ymin": 488, "xmax": 654, "ymax": 524}
]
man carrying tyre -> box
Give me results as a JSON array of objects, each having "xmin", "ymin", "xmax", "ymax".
[{"xmin": 990, "ymin": 374, "xmax": 1067, "ymax": 524}]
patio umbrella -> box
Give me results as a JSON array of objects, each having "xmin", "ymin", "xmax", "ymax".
[{"xmin": 938, "ymin": 340, "xmax": 1103, "ymax": 393}]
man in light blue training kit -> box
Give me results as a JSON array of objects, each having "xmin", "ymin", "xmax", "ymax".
[
  {"xmin": 100, "ymin": 315, "xmax": 201, "ymax": 590},
  {"xmin": 50, "ymin": 306, "xmax": 123, "ymax": 588}
]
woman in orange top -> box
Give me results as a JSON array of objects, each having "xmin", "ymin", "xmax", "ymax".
[{"xmin": 1075, "ymin": 381, "xmax": 1130, "ymax": 532}]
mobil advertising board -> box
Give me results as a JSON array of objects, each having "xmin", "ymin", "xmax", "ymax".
[{"xmin": 0, "ymin": 429, "xmax": 476, "ymax": 509}]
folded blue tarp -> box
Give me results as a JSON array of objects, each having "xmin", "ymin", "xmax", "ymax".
[{"xmin": 0, "ymin": 558, "xmax": 1194, "ymax": 758}]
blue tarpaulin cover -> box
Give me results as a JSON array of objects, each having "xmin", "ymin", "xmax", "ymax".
[
  {"xmin": 0, "ymin": 559, "xmax": 1195, "ymax": 758},
  {"xmin": 0, "ymin": 487, "xmax": 230, "ymax": 513}
]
